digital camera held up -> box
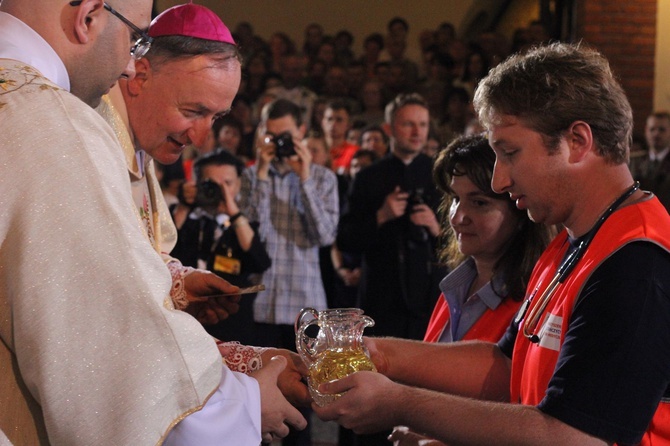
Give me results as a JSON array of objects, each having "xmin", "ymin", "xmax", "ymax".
[
  {"xmin": 273, "ymin": 132, "xmax": 296, "ymax": 159},
  {"xmin": 406, "ymin": 187, "xmax": 425, "ymax": 210},
  {"xmin": 405, "ymin": 187, "xmax": 428, "ymax": 241},
  {"xmin": 194, "ymin": 179, "xmax": 224, "ymax": 208}
]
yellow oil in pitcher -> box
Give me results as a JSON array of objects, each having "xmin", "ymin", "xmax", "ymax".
[{"xmin": 308, "ymin": 347, "xmax": 376, "ymax": 406}]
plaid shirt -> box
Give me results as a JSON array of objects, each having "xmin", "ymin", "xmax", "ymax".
[{"xmin": 240, "ymin": 163, "xmax": 339, "ymax": 325}]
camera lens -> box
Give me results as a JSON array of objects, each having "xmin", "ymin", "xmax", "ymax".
[
  {"xmin": 274, "ymin": 132, "xmax": 296, "ymax": 158},
  {"xmin": 195, "ymin": 179, "xmax": 223, "ymax": 207}
]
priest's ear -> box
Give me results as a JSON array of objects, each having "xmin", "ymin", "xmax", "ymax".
[
  {"xmin": 70, "ymin": 0, "xmax": 107, "ymax": 45},
  {"xmin": 125, "ymin": 57, "xmax": 152, "ymax": 95}
]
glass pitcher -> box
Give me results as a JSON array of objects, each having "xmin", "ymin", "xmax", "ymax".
[{"xmin": 295, "ymin": 307, "xmax": 377, "ymax": 406}]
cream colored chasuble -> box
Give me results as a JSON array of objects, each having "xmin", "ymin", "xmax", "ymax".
[{"xmin": 0, "ymin": 60, "xmax": 221, "ymax": 445}]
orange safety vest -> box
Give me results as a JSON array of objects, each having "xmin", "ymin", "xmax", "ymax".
[
  {"xmin": 511, "ymin": 198, "xmax": 670, "ymax": 445},
  {"xmin": 424, "ymin": 292, "xmax": 522, "ymax": 343}
]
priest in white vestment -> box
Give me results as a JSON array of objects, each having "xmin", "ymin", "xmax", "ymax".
[{"xmin": 0, "ymin": 1, "xmax": 306, "ymax": 444}]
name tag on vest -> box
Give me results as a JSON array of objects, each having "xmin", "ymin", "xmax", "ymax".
[{"xmin": 538, "ymin": 313, "xmax": 563, "ymax": 351}]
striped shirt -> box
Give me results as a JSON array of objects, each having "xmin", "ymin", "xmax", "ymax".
[{"xmin": 240, "ymin": 163, "xmax": 339, "ymax": 325}]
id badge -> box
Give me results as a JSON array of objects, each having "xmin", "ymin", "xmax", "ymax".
[{"xmin": 213, "ymin": 255, "xmax": 241, "ymax": 275}]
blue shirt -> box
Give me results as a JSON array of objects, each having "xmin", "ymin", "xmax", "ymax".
[
  {"xmin": 240, "ymin": 163, "xmax": 339, "ymax": 325},
  {"xmin": 438, "ymin": 257, "xmax": 506, "ymax": 342}
]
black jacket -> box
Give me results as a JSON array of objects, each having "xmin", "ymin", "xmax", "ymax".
[{"xmin": 337, "ymin": 153, "xmax": 445, "ymax": 339}]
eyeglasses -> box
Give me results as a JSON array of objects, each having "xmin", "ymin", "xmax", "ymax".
[{"xmin": 69, "ymin": 1, "xmax": 153, "ymax": 60}]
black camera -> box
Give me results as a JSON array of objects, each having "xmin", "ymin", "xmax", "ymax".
[
  {"xmin": 273, "ymin": 132, "xmax": 296, "ymax": 159},
  {"xmin": 406, "ymin": 187, "xmax": 425, "ymax": 210},
  {"xmin": 406, "ymin": 187, "xmax": 428, "ymax": 241},
  {"xmin": 194, "ymin": 179, "xmax": 224, "ymax": 208}
]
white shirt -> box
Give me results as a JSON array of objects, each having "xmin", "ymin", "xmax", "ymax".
[
  {"xmin": 0, "ymin": 11, "xmax": 70, "ymax": 91},
  {"xmin": 650, "ymin": 146, "xmax": 670, "ymax": 163}
]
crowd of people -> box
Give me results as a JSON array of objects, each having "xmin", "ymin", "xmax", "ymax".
[
  {"xmin": 2, "ymin": 1, "xmax": 670, "ymax": 446},
  {"xmin": 159, "ymin": 15, "xmax": 554, "ymax": 360},
  {"xmin": 172, "ymin": 15, "xmax": 554, "ymax": 170}
]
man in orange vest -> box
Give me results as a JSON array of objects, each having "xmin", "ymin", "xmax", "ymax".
[{"xmin": 313, "ymin": 42, "xmax": 670, "ymax": 446}]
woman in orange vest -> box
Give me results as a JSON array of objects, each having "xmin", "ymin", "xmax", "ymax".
[{"xmin": 423, "ymin": 134, "xmax": 556, "ymax": 345}]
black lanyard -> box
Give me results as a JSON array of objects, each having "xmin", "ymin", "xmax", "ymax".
[{"xmin": 516, "ymin": 182, "xmax": 640, "ymax": 343}]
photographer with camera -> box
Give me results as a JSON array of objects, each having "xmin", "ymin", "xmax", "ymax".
[
  {"xmin": 338, "ymin": 94, "xmax": 445, "ymax": 331},
  {"xmin": 240, "ymin": 98, "xmax": 339, "ymax": 342},
  {"xmin": 171, "ymin": 150, "xmax": 271, "ymax": 345},
  {"xmin": 240, "ymin": 98, "xmax": 339, "ymax": 445}
]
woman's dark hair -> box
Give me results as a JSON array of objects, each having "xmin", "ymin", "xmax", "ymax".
[{"xmin": 433, "ymin": 134, "xmax": 555, "ymax": 299}]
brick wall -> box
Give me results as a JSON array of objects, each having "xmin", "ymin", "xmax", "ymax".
[{"xmin": 575, "ymin": 0, "xmax": 657, "ymax": 139}]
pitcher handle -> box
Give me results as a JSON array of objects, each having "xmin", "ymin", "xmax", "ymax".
[
  {"xmin": 295, "ymin": 307, "xmax": 320, "ymax": 367},
  {"xmin": 361, "ymin": 315, "xmax": 375, "ymax": 328}
]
